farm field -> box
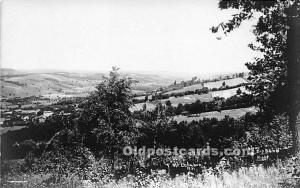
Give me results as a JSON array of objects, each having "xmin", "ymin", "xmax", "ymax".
[
  {"xmin": 211, "ymin": 86, "xmax": 247, "ymax": 99},
  {"xmin": 164, "ymin": 83, "xmax": 204, "ymax": 95},
  {"xmin": 130, "ymin": 102, "xmax": 157, "ymax": 112},
  {"xmin": 173, "ymin": 107, "xmax": 257, "ymax": 122},
  {"xmin": 162, "ymin": 93, "xmax": 213, "ymax": 106}
]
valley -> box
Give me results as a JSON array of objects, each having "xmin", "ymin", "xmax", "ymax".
[{"xmin": 0, "ymin": 68, "xmax": 253, "ymax": 136}]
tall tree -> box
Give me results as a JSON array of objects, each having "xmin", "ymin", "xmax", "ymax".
[
  {"xmin": 212, "ymin": 0, "xmax": 300, "ymax": 156},
  {"xmin": 80, "ymin": 67, "xmax": 137, "ymax": 170}
]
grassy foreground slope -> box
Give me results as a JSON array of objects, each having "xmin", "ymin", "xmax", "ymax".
[
  {"xmin": 105, "ymin": 165, "xmax": 295, "ymax": 188},
  {"xmin": 4, "ymin": 163, "xmax": 298, "ymax": 188}
]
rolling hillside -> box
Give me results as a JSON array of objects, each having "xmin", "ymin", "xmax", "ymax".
[
  {"xmin": 164, "ymin": 77, "xmax": 248, "ymax": 95},
  {"xmin": 132, "ymin": 77, "xmax": 249, "ymax": 111},
  {"xmin": 0, "ymin": 69, "xmax": 185, "ymax": 98}
]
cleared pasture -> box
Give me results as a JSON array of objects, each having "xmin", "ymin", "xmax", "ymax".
[
  {"xmin": 164, "ymin": 84, "xmax": 204, "ymax": 95},
  {"xmin": 162, "ymin": 93, "xmax": 213, "ymax": 106},
  {"xmin": 211, "ymin": 86, "xmax": 247, "ymax": 99}
]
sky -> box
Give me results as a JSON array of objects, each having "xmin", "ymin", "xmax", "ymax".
[{"xmin": 1, "ymin": 0, "xmax": 260, "ymax": 74}]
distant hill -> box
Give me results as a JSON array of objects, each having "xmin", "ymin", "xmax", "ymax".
[
  {"xmin": 0, "ymin": 68, "xmax": 21, "ymax": 76},
  {"xmin": 0, "ymin": 69, "xmax": 186, "ymax": 98}
]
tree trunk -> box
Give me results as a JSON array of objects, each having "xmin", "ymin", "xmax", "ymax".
[
  {"xmin": 287, "ymin": 6, "xmax": 300, "ymax": 157},
  {"xmin": 290, "ymin": 112, "xmax": 300, "ymax": 157}
]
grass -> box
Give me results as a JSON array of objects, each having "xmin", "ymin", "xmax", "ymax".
[
  {"xmin": 211, "ymin": 86, "xmax": 247, "ymax": 99},
  {"xmin": 94, "ymin": 165, "xmax": 299, "ymax": 188},
  {"xmin": 164, "ymin": 84, "xmax": 205, "ymax": 95},
  {"xmin": 130, "ymin": 102, "xmax": 157, "ymax": 111},
  {"xmin": 162, "ymin": 93, "xmax": 213, "ymax": 106},
  {"xmin": 2, "ymin": 160, "xmax": 299, "ymax": 188}
]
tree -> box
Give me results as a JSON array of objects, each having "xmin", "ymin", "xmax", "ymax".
[
  {"xmin": 37, "ymin": 110, "xmax": 44, "ymax": 116},
  {"xmin": 80, "ymin": 67, "xmax": 137, "ymax": 170},
  {"xmin": 212, "ymin": 0, "xmax": 300, "ymax": 156},
  {"xmin": 175, "ymin": 103, "xmax": 184, "ymax": 115},
  {"xmin": 165, "ymin": 100, "xmax": 172, "ymax": 107},
  {"xmin": 222, "ymin": 81, "xmax": 226, "ymax": 88},
  {"xmin": 236, "ymin": 88, "xmax": 242, "ymax": 95},
  {"xmin": 191, "ymin": 76, "xmax": 197, "ymax": 84},
  {"xmin": 142, "ymin": 103, "xmax": 147, "ymax": 111}
]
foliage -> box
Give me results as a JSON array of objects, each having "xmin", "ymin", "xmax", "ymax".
[
  {"xmin": 77, "ymin": 67, "xmax": 138, "ymax": 170},
  {"xmin": 135, "ymin": 103, "xmax": 173, "ymax": 148},
  {"xmin": 212, "ymin": 0, "xmax": 300, "ymax": 114}
]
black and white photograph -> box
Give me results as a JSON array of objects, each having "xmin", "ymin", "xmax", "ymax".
[{"xmin": 1, "ymin": 0, "xmax": 300, "ymax": 187}]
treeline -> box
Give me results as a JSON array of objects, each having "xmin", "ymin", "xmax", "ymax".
[{"xmin": 134, "ymin": 110, "xmax": 289, "ymax": 151}]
